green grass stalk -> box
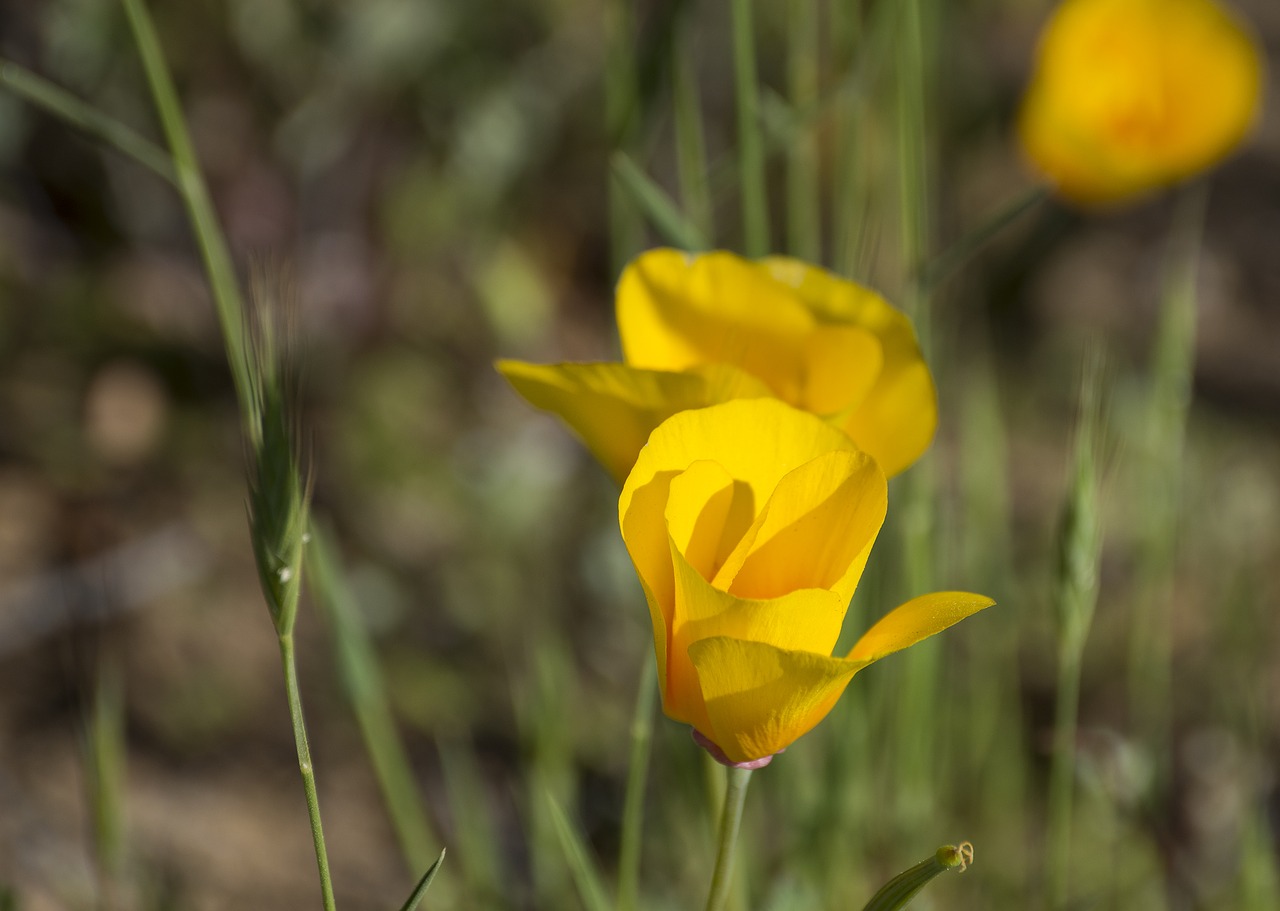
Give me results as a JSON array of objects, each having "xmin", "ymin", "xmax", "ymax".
[
  {"xmin": 120, "ymin": 0, "xmax": 252, "ymax": 422},
  {"xmin": 671, "ymin": 16, "xmax": 713, "ymax": 245},
  {"xmin": 888, "ymin": 0, "xmax": 942, "ymax": 835},
  {"xmin": 85, "ymin": 660, "xmax": 127, "ymax": 902},
  {"xmin": 617, "ymin": 659, "xmax": 657, "ymax": 911},
  {"xmin": 606, "ymin": 0, "xmax": 645, "ymax": 274},
  {"xmin": 306, "ymin": 526, "xmax": 438, "ymax": 873},
  {"xmin": 438, "ymin": 740, "xmax": 502, "ymax": 903},
  {"xmin": 546, "ymin": 796, "xmax": 612, "ymax": 911},
  {"xmin": 1127, "ymin": 184, "xmax": 1207, "ymax": 758},
  {"xmin": 730, "ymin": 0, "xmax": 768, "ymax": 257},
  {"xmin": 612, "ymin": 152, "xmax": 709, "ymax": 251},
  {"xmin": 704, "ymin": 767, "xmax": 752, "ymax": 911},
  {"xmin": 278, "ymin": 632, "xmax": 338, "ymax": 911},
  {"xmin": 1046, "ymin": 352, "xmax": 1107, "ymax": 911},
  {"xmin": 0, "ymin": 59, "xmax": 176, "ymax": 183},
  {"xmin": 918, "ymin": 187, "xmax": 1049, "ymax": 293},
  {"xmin": 785, "ymin": 0, "xmax": 820, "ymax": 261}
]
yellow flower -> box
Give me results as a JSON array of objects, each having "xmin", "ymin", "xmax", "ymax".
[
  {"xmin": 497, "ymin": 249, "xmax": 936, "ymax": 484},
  {"xmin": 619, "ymin": 398, "xmax": 993, "ymax": 765},
  {"xmin": 1018, "ymin": 0, "xmax": 1264, "ymax": 205}
]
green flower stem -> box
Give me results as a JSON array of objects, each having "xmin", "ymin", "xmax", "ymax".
[
  {"xmin": 785, "ymin": 0, "xmax": 820, "ymax": 261},
  {"xmin": 704, "ymin": 767, "xmax": 752, "ymax": 911},
  {"xmin": 278, "ymin": 633, "xmax": 338, "ymax": 911},
  {"xmin": 120, "ymin": 0, "xmax": 252, "ymax": 422},
  {"xmin": 1047, "ymin": 643, "xmax": 1084, "ymax": 911},
  {"xmin": 731, "ymin": 0, "xmax": 768, "ymax": 257},
  {"xmin": 616, "ymin": 660, "xmax": 656, "ymax": 911}
]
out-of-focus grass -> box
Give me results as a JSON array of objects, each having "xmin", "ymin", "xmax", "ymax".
[{"xmin": 0, "ymin": 1, "xmax": 1278, "ymax": 909}]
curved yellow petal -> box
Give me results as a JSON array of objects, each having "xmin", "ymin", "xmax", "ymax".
[
  {"xmin": 761, "ymin": 257, "xmax": 937, "ymax": 476},
  {"xmin": 497, "ymin": 360, "xmax": 770, "ymax": 484},
  {"xmin": 847, "ymin": 591, "xmax": 996, "ymax": 664},
  {"xmin": 620, "ymin": 468, "xmax": 681, "ymax": 679},
  {"xmin": 619, "ymin": 398, "xmax": 858, "ymax": 532},
  {"xmin": 715, "ymin": 450, "xmax": 886, "ymax": 607},
  {"xmin": 665, "ymin": 460, "xmax": 755, "ymax": 585},
  {"xmin": 840, "ymin": 360, "xmax": 937, "ymax": 479},
  {"xmin": 688, "ymin": 637, "xmax": 871, "ymax": 763},
  {"xmin": 617, "ymin": 249, "xmax": 816, "ymax": 403},
  {"xmin": 665, "ymin": 535, "xmax": 847, "ymax": 732},
  {"xmin": 800, "ymin": 324, "xmax": 883, "ymax": 416}
]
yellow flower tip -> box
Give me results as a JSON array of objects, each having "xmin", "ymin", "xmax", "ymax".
[
  {"xmin": 616, "ymin": 248, "xmax": 937, "ymax": 476},
  {"xmin": 1018, "ymin": 0, "xmax": 1265, "ymax": 206}
]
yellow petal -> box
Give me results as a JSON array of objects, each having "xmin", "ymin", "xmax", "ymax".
[
  {"xmin": 665, "ymin": 460, "xmax": 755, "ymax": 585},
  {"xmin": 840, "ymin": 360, "xmax": 937, "ymax": 479},
  {"xmin": 688, "ymin": 637, "xmax": 871, "ymax": 763},
  {"xmin": 800, "ymin": 324, "xmax": 883, "ymax": 417},
  {"xmin": 761, "ymin": 257, "xmax": 937, "ymax": 476},
  {"xmin": 847, "ymin": 591, "xmax": 996, "ymax": 663},
  {"xmin": 714, "ymin": 450, "xmax": 886, "ymax": 608},
  {"xmin": 619, "ymin": 398, "xmax": 858, "ymax": 534},
  {"xmin": 497, "ymin": 359, "xmax": 770, "ymax": 484},
  {"xmin": 617, "ymin": 249, "xmax": 816, "ymax": 403},
  {"xmin": 665, "ymin": 535, "xmax": 847, "ymax": 732}
]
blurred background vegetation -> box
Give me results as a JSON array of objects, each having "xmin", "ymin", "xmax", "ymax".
[{"xmin": 0, "ymin": 0, "xmax": 1277, "ymax": 909}]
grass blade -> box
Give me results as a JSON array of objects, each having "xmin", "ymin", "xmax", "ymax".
[
  {"xmin": 546, "ymin": 794, "xmax": 612, "ymax": 911},
  {"xmin": 120, "ymin": 0, "xmax": 252, "ymax": 420},
  {"xmin": 616, "ymin": 659, "xmax": 656, "ymax": 911},
  {"xmin": 0, "ymin": 58, "xmax": 176, "ymax": 183},
  {"xmin": 671, "ymin": 13, "xmax": 713, "ymax": 244},
  {"xmin": 612, "ymin": 152, "xmax": 709, "ymax": 251},
  {"xmin": 731, "ymin": 0, "xmax": 768, "ymax": 256},
  {"xmin": 307, "ymin": 524, "xmax": 439, "ymax": 873},
  {"xmin": 396, "ymin": 849, "xmax": 446, "ymax": 911},
  {"xmin": 785, "ymin": 0, "xmax": 820, "ymax": 261}
]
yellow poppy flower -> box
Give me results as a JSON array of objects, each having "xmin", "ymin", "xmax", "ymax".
[
  {"xmin": 497, "ymin": 249, "xmax": 936, "ymax": 484},
  {"xmin": 618, "ymin": 398, "xmax": 993, "ymax": 765},
  {"xmin": 1018, "ymin": 0, "xmax": 1263, "ymax": 206}
]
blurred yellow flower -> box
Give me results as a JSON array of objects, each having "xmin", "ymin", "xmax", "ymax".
[
  {"xmin": 498, "ymin": 249, "xmax": 936, "ymax": 484},
  {"xmin": 619, "ymin": 398, "xmax": 993, "ymax": 765},
  {"xmin": 1018, "ymin": 0, "xmax": 1263, "ymax": 205}
]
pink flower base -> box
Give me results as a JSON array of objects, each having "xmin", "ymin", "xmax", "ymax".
[{"xmin": 691, "ymin": 729, "xmax": 781, "ymax": 770}]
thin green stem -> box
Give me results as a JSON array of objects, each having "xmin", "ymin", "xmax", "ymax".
[
  {"xmin": 120, "ymin": 0, "xmax": 252, "ymax": 421},
  {"xmin": 672, "ymin": 16, "xmax": 713, "ymax": 244},
  {"xmin": 617, "ymin": 660, "xmax": 656, "ymax": 911},
  {"xmin": 785, "ymin": 0, "xmax": 820, "ymax": 261},
  {"xmin": 1047, "ymin": 646, "xmax": 1084, "ymax": 911},
  {"xmin": 0, "ymin": 58, "xmax": 176, "ymax": 183},
  {"xmin": 704, "ymin": 767, "xmax": 752, "ymax": 911},
  {"xmin": 307, "ymin": 525, "xmax": 436, "ymax": 873},
  {"xmin": 605, "ymin": 0, "xmax": 644, "ymax": 274},
  {"xmin": 731, "ymin": 0, "xmax": 768, "ymax": 257},
  {"xmin": 918, "ymin": 186, "xmax": 1050, "ymax": 293},
  {"xmin": 1128, "ymin": 183, "xmax": 1207, "ymax": 761},
  {"xmin": 278, "ymin": 634, "xmax": 338, "ymax": 911}
]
